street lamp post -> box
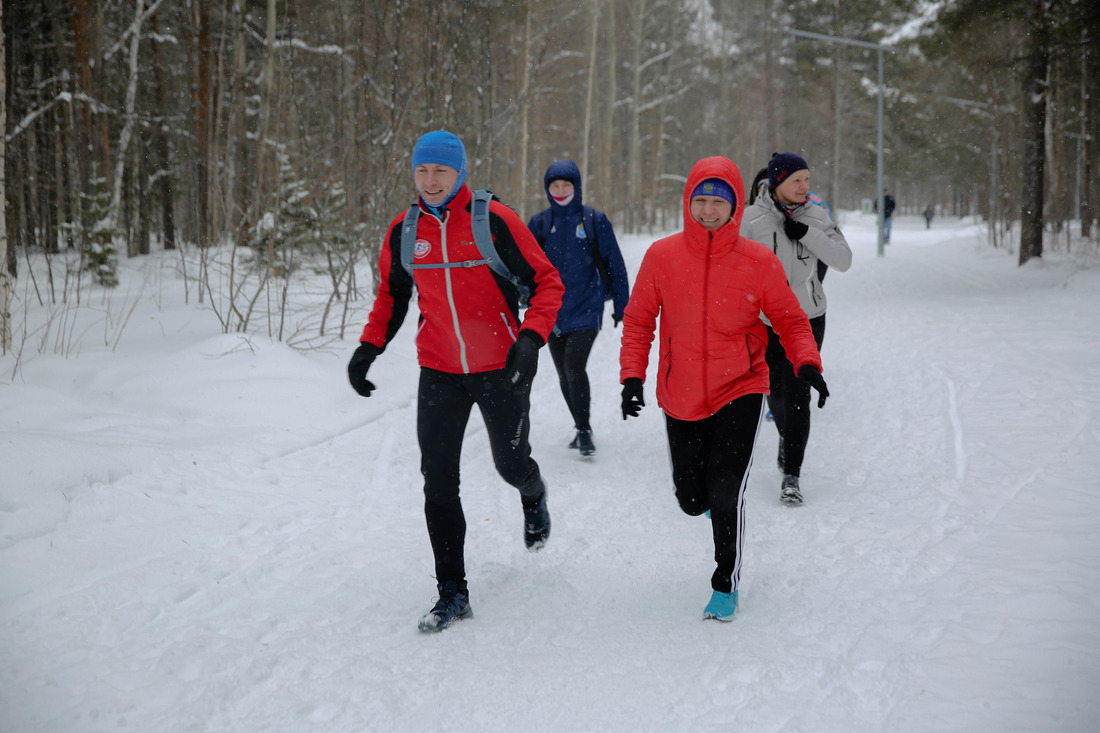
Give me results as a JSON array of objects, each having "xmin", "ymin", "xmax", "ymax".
[{"xmin": 787, "ymin": 28, "xmax": 895, "ymax": 257}]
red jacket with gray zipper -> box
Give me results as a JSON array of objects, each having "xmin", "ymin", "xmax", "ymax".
[
  {"xmin": 360, "ymin": 184, "xmax": 564, "ymax": 374},
  {"xmin": 619, "ymin": 156, "xmax": 822, "ymax": 421}
]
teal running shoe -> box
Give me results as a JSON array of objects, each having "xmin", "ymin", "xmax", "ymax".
[{"xmin": 703, "ymin": 590, "xmax": 738, "ymax": 622}]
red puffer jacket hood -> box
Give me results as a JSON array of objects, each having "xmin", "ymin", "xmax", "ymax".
[
  {"xmin": 620, "ymin": 156, "xmax": 821, "ymax": 421},
  {"xmin": 681, "ymin": 156, "xmax": 746, "ymax": 253}
]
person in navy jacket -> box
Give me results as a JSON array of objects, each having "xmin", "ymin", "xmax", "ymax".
[{"xmin": 527, "ymin": 159, "xmax": 630, "ymax": 457}]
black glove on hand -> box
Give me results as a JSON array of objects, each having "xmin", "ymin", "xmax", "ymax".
[
  {"xmin": 798, "ymin": 365, "xmax": 829, "ymax": 408},
  {"xmin": 784, "ymin": 217, "xmax": 809, "ymax": 242},
  {"xmin": 612, "ymin": 313, "xmax": 623, "ymax": 328},
  {"xmin": 347, "ymin": 342, "xmax": 381, "ymax": 397},
  {"xmin": 504, "ymin": 331, "xmax": 542, "ymax": 392},
  {"xmin": 621, "ymin": 378, "xmax": 645, "ymax": 419}
]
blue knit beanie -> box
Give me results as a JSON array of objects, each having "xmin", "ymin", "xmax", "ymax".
[
  {"xmin": 412, "ymin": 131, "xmax": 468, "ymax": 202},
  {"xmin": 767, "ymin": 152, "xmax": 809, "ymax": 189},
  {"xmin": 690, "ymin": 178, "xmax": 736, "ymax": 207}
]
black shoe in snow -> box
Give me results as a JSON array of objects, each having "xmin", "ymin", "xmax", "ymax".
[
  {"xmin": 568, "ymin": 433, "xmax": 580, "ymax": 450},
  {"xmin": 523, "ymin": 489, "xmax": 551, "ymax": 552},
  {"xmin": 780, "ymin": 474, "xmax": 803, "ymax": 506},
  {"xmin": 418, "ymin": 581, "xmax": 472, "ymax": 632},
  {"xmin": 575, "ymin": 429, "xmax": 595, "ymax": 457}
]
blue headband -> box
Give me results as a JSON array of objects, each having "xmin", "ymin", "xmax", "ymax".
[{"xmin": 690, "ymin": 178, "xmax": 736, "ymax": 207}]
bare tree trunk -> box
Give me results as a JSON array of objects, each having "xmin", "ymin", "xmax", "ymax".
[
  {"xmin": 627, "ymin": 0, "xmax": 647, "ymax": 233},
  {"xmin": 110, "ymin": 0, "xmax": 145, "ymax": 236},
  {"xmin": 259, "ymin": 0, "xmax": 278, "ymax": 279},
  {"xmin": 1, "ymin": 0, "xmax": 10, "ymax": 353},
  {"xmin": 1081, "ymin": 37, "xmax": 1093, "ymax": 238},
  {"xmin": 517, "ymin": 0, "xmax": 534, "ymax": 214},
  {"xmin": 763, "ymin": 0, "xmax": 778, "ymax": 154},
  {"xmin": 193, "ymin": 0, "xmax": 212, "ymax": 248},
  {"xmin": 831, "ymin": 45, "xmax": 842, "ymax": 209},
  {"xmin": 1019, "ymin": 0, "xmax": 1048, "ymax": 265},
  {"xmin": 600, "ymin": 1, "xmax": 617, "ymax": 214},
  {"xmin": 150, "ymin": 15, "xmax": 176, "ymax": 251},
  {"xmin": 581, "ymin": 0, "xmax": 600, "ymax": 185},
  {"xmin": 519, "ymin": 0, "xmax": 534, "ymax": 217}
]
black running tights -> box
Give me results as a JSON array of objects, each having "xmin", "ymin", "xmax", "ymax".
[
  {"xmin": 665, "ymin": 393, "xmax": 765, "ymax": 594},
  {"xmin": 417, "ymin": 367, "xmax": 545, "ymax": 589},
  {"xmin": 547, "ymin": 329, "xmax": 598, "ymax": 431},
  {"xmin": 765, "ymin": 314, "xmax": 826, "ymax": 477}
]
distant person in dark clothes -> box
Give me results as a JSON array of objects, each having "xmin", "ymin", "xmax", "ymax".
[
  {"xmin": 527, "ymin": 159, "xmax": 630, "ymax": 458},
  {"xmin": 924, "ymin": 205, "xmax": 934, "ymax": 229},
  {"xmin": 742, "ymin": 152, "xmax": 852, "ymax": 506},
  {"xmin": 347, "ymin": 130, "xmax": 564, "ymax": 633},
  {"xmin": 874, "ymin": 188, "xmax": 896, "ymax": 243}
]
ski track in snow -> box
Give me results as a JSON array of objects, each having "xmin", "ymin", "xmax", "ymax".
[{"xmin": 2, "ymin": 213, "xmax": 1099, "ymax": 732}]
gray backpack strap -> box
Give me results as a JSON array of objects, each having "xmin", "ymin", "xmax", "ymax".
[
  {"xmin": 400, "ymin": 205, "xmax": 420, "ymax": 276},
  {"xmin": 401, "ymin": 191, "xmax": 529, "ymax": 302},
  {"xmin": 470, "ymin": 190, "xmax": 512, "ymax": 283},
  {"xmin": 401, "ymin": 201, "xmax": 492, "ymax": 272}
]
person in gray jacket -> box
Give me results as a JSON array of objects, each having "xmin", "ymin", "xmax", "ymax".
[{"xmin": 742, "ymin": 152, "xmax": 852, "ymax": 506}]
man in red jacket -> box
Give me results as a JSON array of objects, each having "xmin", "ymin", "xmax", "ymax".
[
  {"xmin": 347, "ymin": 130, "xmax": 564, "ymax": 632},
  {"xmin": 619, "ymin": 156, "xmax": 829, "ymax": 622}
]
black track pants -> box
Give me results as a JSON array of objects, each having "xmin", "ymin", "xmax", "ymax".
[
  {"xmin": 417, "ymin": 367, "xmax": 545, "ymax": 588},
  {"xmin": 665, "ymin": 393, "xmax": 765, "ymax": 594},
  {"xmin": 547, "ymin": 329, "xmax": 598, "ymax": 431},
  {"xmin": 765, "ymin": 314, "xmax": 826, "ymax": 477}
]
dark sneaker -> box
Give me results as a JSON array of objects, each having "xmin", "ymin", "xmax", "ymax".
[
  {"xmin": 523, "ymin": 489, "xmax": 551, "ymax": 552},
  {"xmin": 780, "ymin": 474, "xmax": 803, "ymax": 506},
  {"xmin": 568, "ymin": 434, "xmax": 579, "ymax": 450},
  {"xmin": 575, "ymin": 429, "xmax": 595, "ymax": 457},
  {"xmin": 418, "ymin": 581, "xmax": 473, "ymax": 632}
]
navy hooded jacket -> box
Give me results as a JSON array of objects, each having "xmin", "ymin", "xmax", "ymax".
[{"xmin": 526, "ymin": 159, "xmax": 630, "ymax": 334}]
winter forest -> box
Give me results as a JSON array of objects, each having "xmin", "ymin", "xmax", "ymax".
[{"xmin": 1, "ymin": 0, "xmax": 1099, "ymax": 353}]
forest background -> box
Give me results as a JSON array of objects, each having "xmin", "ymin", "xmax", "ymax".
[{"xmin": 1, "ymin": 0, "xmax": 1098, "ymax": 354}]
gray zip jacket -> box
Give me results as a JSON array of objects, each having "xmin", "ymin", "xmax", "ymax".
[{"xmin": 742, "ymin": 189, "xmax": 852, "ymax": 320}]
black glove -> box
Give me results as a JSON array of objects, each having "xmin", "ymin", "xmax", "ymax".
[
  {"xmin": 784, "ymin": 217, "xmax": 809, "ymax": 241},
  {"xmin": 612, "ymin": 313, "xmax": 623, "ymax": 328},
  {"xmin": 798, "ymin": 365, "xmax": 829, "ymax": 408},
  {"xmin": 347, "ymin": 342, "xmax": 381, "ymax": 397},
  {"xmin": 621, "ymin": 378, "xmax": 645, "ymax": 419},
  {"xmin": 504, "ymin": 331, "xmax": 542, "ymax": 392}
]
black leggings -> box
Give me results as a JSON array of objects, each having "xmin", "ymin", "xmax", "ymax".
[
  {"xmin": 765, "ymin": 314, "xmax": 826, "ymax": 477},
  {"xmin": 547, "ymin": 329, "xmax": 598, "ymax": 431},
  {"xmin": 665, "ymin": 393, "xmax": 765, "ymax": 593},
  {"xmin": 417, "ymin": 367, "xmax": 544, "ymax": 588}
]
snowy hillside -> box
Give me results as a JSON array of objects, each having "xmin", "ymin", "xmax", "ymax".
[{"xmin": 2, "ymin": 212, "xmax": 1098, "ymax": 732}]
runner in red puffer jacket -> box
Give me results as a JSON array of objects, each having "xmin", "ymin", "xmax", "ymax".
[{"xmin": 619, "ymin": 155, "xmax": 828, "ymax": 623}]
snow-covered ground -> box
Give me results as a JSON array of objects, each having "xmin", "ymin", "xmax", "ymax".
[{"xmin": 2, "ymin": 212, "xmax": 1098, "ymax": 732}]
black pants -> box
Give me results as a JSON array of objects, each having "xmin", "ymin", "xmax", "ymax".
[
  {"xmin": 765, "ymin": 314, "xmax": 826, "ymax": 477},
  {"xmin": 417, "ymin": 367, "xmax": 545, "ymax": 590},
  {"xmin": 665, "ymin": 393, "xmax": 765, "ymax": 594},
  {"xmin": 547, "ymin": 329, "xmax": 598, "ymax": 431}
]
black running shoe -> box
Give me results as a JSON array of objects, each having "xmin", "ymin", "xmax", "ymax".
[
  {"xmin": 575, "ymin": 429, "xmax": 595, "ymax": 457},
  {"xmin": 780, "ymin": 474, "xmax": 803, "ymax": 506},
  {"xmin": 523, "ymin": 490, "xmax": 551, "ymax": 551},
  {"xmin": 418, "ymin": 581, "xmax": 473, "ymax": 632}
]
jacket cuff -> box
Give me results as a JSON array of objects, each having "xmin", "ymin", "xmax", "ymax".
[{"xmin": 518, "ymin": 329, "xmax": 545, "ymax": 348}]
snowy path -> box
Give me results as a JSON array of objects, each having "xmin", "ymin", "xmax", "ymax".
[{"xmin": 2, "ymin": 213, "xmax": 1099, "ymax": 732}]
